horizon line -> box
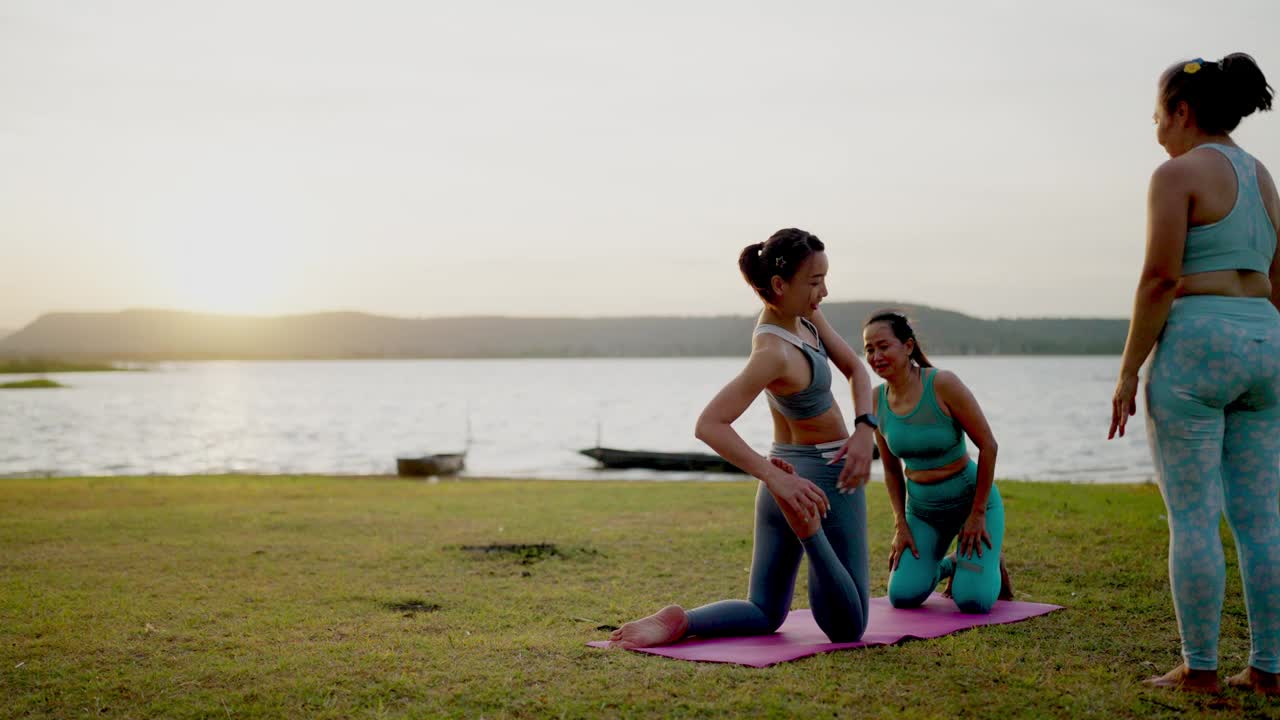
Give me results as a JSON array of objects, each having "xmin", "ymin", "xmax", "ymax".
[{"xmin": 2, "ymin": 302, "xmax": 1133, "ymax": 329}]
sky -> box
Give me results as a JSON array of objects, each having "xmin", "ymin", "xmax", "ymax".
[{"xmin": 2, "ymin": 0, "xmax": 1278, "ymax": 330}]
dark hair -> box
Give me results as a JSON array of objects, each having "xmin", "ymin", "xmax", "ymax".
[
  {"xmin": 738, "ymin": 228, "xmax": 825, "ymax": 301},
  {"xmin": 1160, "ymin": 53, "xmax": 1273, "ymax": 135},
  {"xmin": 864, "ymin": 310, "xmax": 932, "ymax": 368}
]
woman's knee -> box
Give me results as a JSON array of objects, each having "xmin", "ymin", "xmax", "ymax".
[
  {"xmin": 757, "ymin": 603, "xmax": 788, "ymax": 633},
  {"xmin": 951, "ymin": 576, "xmax": 997, "ymax": 614},
  {"xmin": 888, "ymin": 573, "xmax": 933, "ymax": 609},
  {"xmin": 822, "ymin": 621, "xmax": 866, "ymax": 643},
  {"xmin": 953, "ymin": 593, "xmax": 995, "ymax": 614},
  {"xmin": 813, "ymin": 607, "xmax": 867, "ymax": 642}
]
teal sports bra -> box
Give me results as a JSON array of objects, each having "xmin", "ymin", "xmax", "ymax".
[
  {"xmin": 1182, "ymin": 144, "xmax": 1277, "ymax": 276},
  {"xmin": 876, "ymin": 369, "xmax": 968, "ymax": 471},
  {"xmin": 755, "ymin": 318, "xmax": 834, "ymax": 421}
]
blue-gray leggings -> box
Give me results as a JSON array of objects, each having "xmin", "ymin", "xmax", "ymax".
[
  {"xmin": 685, "ymin": 440, "xmax": 870, "ymax": 642},
  {"xmin": 888, "ymin": 461, "xmax": 1004, "ymax": 614},
  {"xmin": 1146, "ymin": 296, "xmax": 1280, "ymax": 673}
]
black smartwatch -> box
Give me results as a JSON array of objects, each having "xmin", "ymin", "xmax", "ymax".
[{"xmin": 854, "ymin": 413, "xmax": 879, "ymax": 431}]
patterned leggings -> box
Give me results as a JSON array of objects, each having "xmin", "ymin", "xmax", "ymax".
[{"xmin": 1146, "ymin": 296, "xmax": 1280, "ymax": 672}]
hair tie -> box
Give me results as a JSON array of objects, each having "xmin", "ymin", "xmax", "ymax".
[{"xmin": 1183, "ymin": 58, "xmax": 1204, "ymax": 75}]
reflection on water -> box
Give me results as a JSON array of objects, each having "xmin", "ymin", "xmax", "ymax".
[{"xmin": 0, "ymin": 357, "xmax": 1155, "ymax": 482}]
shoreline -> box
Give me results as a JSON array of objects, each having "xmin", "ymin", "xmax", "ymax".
[{"xmin": 0, "ymin": 471, "xmax": 1157, "ymax": 486}]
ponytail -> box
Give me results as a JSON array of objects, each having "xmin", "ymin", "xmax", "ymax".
[
  {"xmin": 1160, "ymin": 52, "xmax": 1273, "ymax": 135},
  {"xmin": 738, "ymin": 242, "xmax": 769, "ymax": 299}
]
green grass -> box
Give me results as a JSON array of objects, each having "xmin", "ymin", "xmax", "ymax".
[
  {"xmin": 0, "ymin": 359, "xmax": 129, "ymax": 374},
  {"xmin": 0, "ymin": 378, "xmax": 65, "ymax": 389},
  {"xmin": 0, "ymin": 476, "xmax": 1274, "ymax": 719}
]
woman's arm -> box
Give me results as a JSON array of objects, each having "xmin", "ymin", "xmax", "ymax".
[
  {"xmin": 694, "ymin": 339, "xmax": 830, "ymax": 519},
  {"xmin": 877, "ymin": 432, "xmax": 908, "ymax": 523},
  {"xmin": 934, "ymin": 370, "xmax": 998, "ymax": 559},
  {"xmin": 877, "ymin": 431, "xmax": 918, "ymax": 569},
  {"xmin": 1260, "ymin": 162, "xmax": 1280, "ymax": 312},
  {"xmin": 1259, "ymin": 165, "xmax": 1280, "ymax": 313},
  {"xmin": 809, "ymin": 309, "xmax": 873, "ymax": 414},
  {"xmin": 808, "ymin": 310, "xmax": 858, "ymax": 380},
  {"xmin": 810, "ymin": 309, "xmax": 875, "ymax": 488},
  {"xmin": 1111, "ymin": 161, "xmax": 1189, "ymax": 438},
  {"xmin": 1270, "ymin": 234, "xmax": 1279, "ymax": 313}
]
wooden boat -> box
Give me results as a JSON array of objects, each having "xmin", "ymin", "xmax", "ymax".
[
  {"xmin": 578, "ymin": 447, "xmax": 745, "ymax": 474},
  {"xmin": 396, "ymin": 452, "xmax": 466, "ymax": 477},
  {"xmin": 579, "ymin": 443, "xmax": 877, "ymax": 473}
]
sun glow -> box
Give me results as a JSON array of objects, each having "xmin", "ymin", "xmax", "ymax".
[
  {"xmin": 172, "ymin": 244, "xmax": 294, "ymax": 316},
  {"xmin": 143, "ymin": 197, "xmax": 301, "ymax": 317}
]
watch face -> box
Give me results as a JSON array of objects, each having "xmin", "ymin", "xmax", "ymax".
[{"xmin": 858, "ymin": 414, "xmax": 879, "ymax": 429}]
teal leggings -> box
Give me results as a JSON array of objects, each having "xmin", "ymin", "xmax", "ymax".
[
  {"xmin": 685, "ymin": 441, "xmax": 870, "ymax": 642},
  {"xmin": 1146, "ymin": 296, "xmax": 1280, "ymax": 673},
  {"xmin": 888, "ymin": 461, "xmax": 1004, "ymax": 614}
]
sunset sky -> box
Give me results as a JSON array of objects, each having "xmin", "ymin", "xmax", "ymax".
[{"xmin": 2, "ymin": 0, "xmax": 1277, "ymax": 331}]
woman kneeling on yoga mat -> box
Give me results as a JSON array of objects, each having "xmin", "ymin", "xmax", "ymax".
[
  {"xmin": 863, "ymin": 312, "xmax": 1012, "ymax": 614},
  {"xmin": 609, "ymin": 228, "xmax": 878, "ymax": 648}
]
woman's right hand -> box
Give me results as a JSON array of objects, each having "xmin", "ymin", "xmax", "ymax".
[
  {"xmin": 764, "ymin": 461, "xmax": 829, "ymax": 521},
  {"xmin": 888, "ymin": 521, "xmax": 918, "ymax": 571}
]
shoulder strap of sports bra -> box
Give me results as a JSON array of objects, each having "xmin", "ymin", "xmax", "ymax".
[
  {"xmin": 754, "ymin": 323, "xmax": 819, "ymax": 352},
  {"xmin": 920, "ymin": 367, "xmax": 936, "ymax": 390},
  {"xmin": 798, "ymin": 317, "xmax": 824, "ymax": 353},
  {"xmin": 1199, "ymin": 143, "xmax": 1256, "ymax": 183}
]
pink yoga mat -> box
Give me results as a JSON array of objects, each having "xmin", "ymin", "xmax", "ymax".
[{"xmin": 588, "ymin": 594, "xmax": 1063, "ymax": 667}]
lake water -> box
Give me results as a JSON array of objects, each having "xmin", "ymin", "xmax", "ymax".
[{"xmin": 0, "ymin": 357, "xmax": 1156, "ymax": 483}]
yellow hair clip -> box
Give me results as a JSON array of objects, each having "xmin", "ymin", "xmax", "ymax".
[{"xmin": 1183, "ymin": 61, "xmax": 1202, "ymax": 74}]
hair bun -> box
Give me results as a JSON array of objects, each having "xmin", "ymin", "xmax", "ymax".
[{"xmin": 1220, "ymin": 52, "xmax": 1274, "ymax": 115}]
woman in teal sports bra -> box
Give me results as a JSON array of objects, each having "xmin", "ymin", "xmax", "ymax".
[
  {"xmin": 863, "ymin": 311, "xmax": 1011, "ymax": 614},
  {"xmin": 609, "ymin": 228, "xmax": 880, "ymax": 648},
  {"xmin": 1109, "ymin": 53, "xmax": 1280, "ymax": 695}
]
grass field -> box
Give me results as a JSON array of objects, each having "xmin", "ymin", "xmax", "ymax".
[{"xmin": 1, "ymin": 476, "xmax": 1276, "ymax": 719}]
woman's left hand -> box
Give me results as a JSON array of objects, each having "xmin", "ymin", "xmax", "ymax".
[
  {"xmin": 1109, "ymin": 373, "xmax": 1139, "ymax": 439},
  {"xmin": 828, "ymin": 426, "xmax": 874, "ymax": 493},
  {"xmin": 958, "ymin": 509, "xmax": 991, "ymax": 559}
]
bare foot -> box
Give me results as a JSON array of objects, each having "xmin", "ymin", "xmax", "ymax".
[
  {"xmin": 1142, "ymin": 663, "xmax": 1221, "ymax": 694},
  {"xmin": 998, "ymin": 556, "xmax": 1014, "ymax": 601},
  {"xmin": 1227, "ymin": 666, "xmax": 1280, "ymax": 696},
  {"xmin": 608, "ymin": 605, "xmax": 689, "ymax": 649},
  {"xmin": 941, "ymin": 553, "xmax": 956, "ymax": 598}
]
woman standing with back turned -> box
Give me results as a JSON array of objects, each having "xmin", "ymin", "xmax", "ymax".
[{"xmin": 1109, "ymin": 53, "xmax": 1279, "ymax": 694}]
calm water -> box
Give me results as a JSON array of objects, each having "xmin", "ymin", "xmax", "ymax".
[{"xmin": 0, "ymin": 357, "xmax": 1155, "ymax": 483}]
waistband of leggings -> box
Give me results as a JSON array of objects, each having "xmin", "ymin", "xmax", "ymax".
[
  {"xmin": 1169, "ymin": 295, "xmax": 1279, "ymax": 322},
  {"xmin": 770, "ymin": 439, "xmax": 845, "ymax": 461}
]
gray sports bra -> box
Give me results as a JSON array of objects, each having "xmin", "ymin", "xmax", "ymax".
[{"xmin": 755, "ymin": 317, "xmax": 835, "ymax": 421}]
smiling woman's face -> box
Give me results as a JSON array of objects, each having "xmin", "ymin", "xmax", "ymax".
[
  {"xmin": 769, "ymin": 250, "xmax": 829, "ymax": 319},
  {"xmin": 863, "ymin": 321, "xmax": 913, "ymax": 378}
]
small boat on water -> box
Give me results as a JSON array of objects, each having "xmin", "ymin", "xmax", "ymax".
[
  {"xmin": 578, "ymin": 447, "xmax": 745, "ymax": 474},
  {"xmin": 579, "ymin": 443, "xmax": 877, "ymax": 474},
  {"xmin": 396, "ymin": 453, "xmax": 466, "ymax": 477}
]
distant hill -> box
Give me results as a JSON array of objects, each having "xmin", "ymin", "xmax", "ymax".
[{"xmin": 0, "ymin": 304, "xmax": 1129, "ymax": 359}]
